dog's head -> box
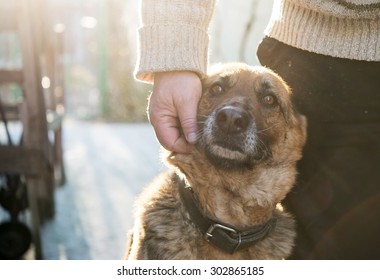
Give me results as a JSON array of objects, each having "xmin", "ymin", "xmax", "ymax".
[
  {"xmin": 194, "ymin": 63, "xmax": 306, "ymax": 170},
  {"xmin": 166, "ymin": 63, "xmax": 306, "ymax": 203}
]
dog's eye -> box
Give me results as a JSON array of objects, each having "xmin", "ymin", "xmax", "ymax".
[
  {"xmin": 262, "ymin": 94, "xmax": 277, "ymax": 106},
  {"xmin": 210, "ymin": 83, "xmax": 223, "ymax": 95}
]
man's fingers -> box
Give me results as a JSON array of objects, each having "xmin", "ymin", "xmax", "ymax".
[
  {"xmin": 151, "ymin": 116, "xmax": 191, "ymax": 153},
  {"xmin": 148, "ymin": 92, "xmax": 191, "ymax": 153},
  {"xmin": 173, "ymin": 74, "xmax": 202, "ymax": 144},
  {"xmin": 149, "ymin": 71, "xmax": 202, "ymax": 153},
  {"xmin": 178, "ymin": 114, "xmax": 199, "ymax": 144},
  {"xmin": 174, "ymin": 84, "xmax": 201, "ymax": 144}
]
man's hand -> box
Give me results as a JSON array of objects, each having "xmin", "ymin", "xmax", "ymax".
[{"xmin": 148, "ymin": 71, "xmax": 202, "ymax": 153}]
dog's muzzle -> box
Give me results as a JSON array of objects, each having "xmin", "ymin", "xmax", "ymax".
[{"xmin": 199, "ymin": 104, "xmax": 261, "ymax": 169}]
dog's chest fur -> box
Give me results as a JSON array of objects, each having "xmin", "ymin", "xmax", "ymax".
[{"xmin": 127, "ymin": 171, "xmax": 295, "ymax": 260}]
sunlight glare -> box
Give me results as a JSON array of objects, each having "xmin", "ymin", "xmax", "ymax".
[
  {"xmin": 41, "ymin": 76, "xmax": 51, "ymax": 89},
  {"xmin": 80, "ymin": 16, "xmax": 97, "ymax": 29}
]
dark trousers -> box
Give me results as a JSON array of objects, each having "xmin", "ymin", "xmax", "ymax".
[{"xmin": 257, "ymin": 37, "xmax": 380, "ymax": 259}]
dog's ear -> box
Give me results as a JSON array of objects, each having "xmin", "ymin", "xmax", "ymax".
[
  {"xmin": 289, "ymin": 113, "xmax": 308, "ymax": 152},
  {"xmin": 298, "ymin": 114, "xmax": 307, "ymax": 141},
  {"xmin": 295, "ymin": 113, "xmax": 307, "ymax": 143},
  {"xmin": 290, "ymin": 101, "xmax": 307, "ymax": 132}
]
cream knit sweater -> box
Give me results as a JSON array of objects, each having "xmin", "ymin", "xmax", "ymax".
[{"xmin": 135, "ymin": 0, "xmax": 380, "ymax": 83}]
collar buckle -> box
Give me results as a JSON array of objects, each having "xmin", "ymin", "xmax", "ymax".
[
  {"xmin": 204, "ymin": 223, "xmax": 238, "ymax": 241},
  {"xmin": 204, "ymin": 223, "xmax": 243, "ymax": 253}
]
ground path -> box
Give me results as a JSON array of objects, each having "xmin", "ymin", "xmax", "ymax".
[{"xmin": 41, "ymin": 120, "xmax": 164, "ymax": 259}]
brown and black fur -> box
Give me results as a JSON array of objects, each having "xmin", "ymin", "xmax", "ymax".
[{"xmin": 126, "ymin": 63, "xmax": 307, "ymax": 260}]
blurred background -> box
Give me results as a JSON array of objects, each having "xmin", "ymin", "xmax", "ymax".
[{"xmin": 0, "ymin": 0, "xmax": 273, "ymax": 259}]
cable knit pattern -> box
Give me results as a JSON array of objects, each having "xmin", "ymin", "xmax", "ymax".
[{"xmin": 135, "ymin": 0, "xmax": 380, "ymax": 83}]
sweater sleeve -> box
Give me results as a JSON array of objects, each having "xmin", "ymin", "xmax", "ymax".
[{"xmin": 135, "ymin": 0, "xmax": 216, "ymax": 83}]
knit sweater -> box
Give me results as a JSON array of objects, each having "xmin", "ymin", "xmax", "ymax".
[{"xmin": 135, "ymin": 0, "xmax": 380, "ymax": 83}]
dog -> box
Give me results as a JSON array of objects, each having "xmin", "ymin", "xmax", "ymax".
[{"xmin": 126, "ymin": 63, "xmax": 307, "ymax": 259}]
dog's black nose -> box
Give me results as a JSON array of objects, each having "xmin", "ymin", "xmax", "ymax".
[{"xmin": 216, "ymin": 107, "xmax": 249, "ymax": 134}]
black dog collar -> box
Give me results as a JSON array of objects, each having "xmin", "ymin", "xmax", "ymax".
[{"xmin": 177, "ymin": 177, "xmax": 277, "ymax": 254}]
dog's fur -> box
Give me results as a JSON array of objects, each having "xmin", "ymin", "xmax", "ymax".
[{"xmin": 126, "ymin": 63, "xmax": 307, "ymax": 260}]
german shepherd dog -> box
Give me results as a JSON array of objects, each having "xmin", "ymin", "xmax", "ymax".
[{"xmin": 126, "ymin": 63, "xmax": 307, "ymax": 259}]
